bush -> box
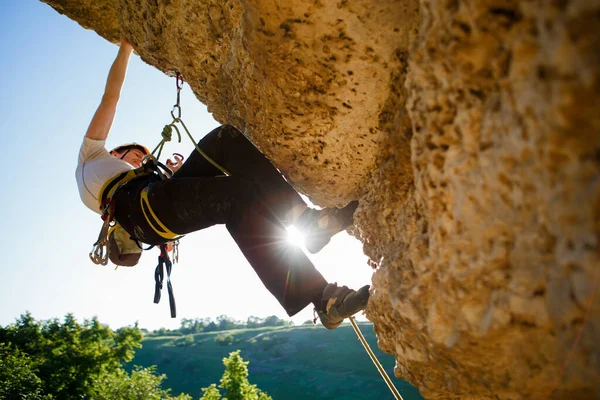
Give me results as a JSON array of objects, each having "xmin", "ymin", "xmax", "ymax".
[
  {"xmin": 215, "ymin": 333, "xmax": 234, "ymax": 346},
  {"xmin": 200, "ymin": 351, "xmax": 272, "ymax": 400},
  {"xmin": 177, "ymin": 334, "xmax": 195, "ymax": 347},
  {"xmin": 0, "ymin": 313, "xmax": 192, "ymax": 399}
]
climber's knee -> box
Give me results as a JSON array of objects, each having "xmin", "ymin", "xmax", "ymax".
[{"xmin": 217, "ymin": 124, "xmax": 242, "ymax": 140}]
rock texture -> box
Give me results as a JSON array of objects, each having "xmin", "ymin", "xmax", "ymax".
[{"xmin": 42, "ymin": 0, "xmax": 599, "ymax": 398}]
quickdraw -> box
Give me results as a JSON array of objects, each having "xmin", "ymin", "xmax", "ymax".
[{"xmin": 159, "ymin": 72, "xmax": 230, "ymax": 176}]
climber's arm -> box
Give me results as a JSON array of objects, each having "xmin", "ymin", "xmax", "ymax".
[{"xmin": 84, "ymin": 36, "xmax": 134, "ymax": 141}]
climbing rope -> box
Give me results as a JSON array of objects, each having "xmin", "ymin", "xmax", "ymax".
[
  {"xmin": 152, "ymin": 123, "xmax": 181, "ymax": 160},
  {"xmin": 349, "ymin": 316, "xmax": 403, "ymax": 400},
  {"xmin": 154, "ymin": 72, "xmax": 230, "ymax": 176}
]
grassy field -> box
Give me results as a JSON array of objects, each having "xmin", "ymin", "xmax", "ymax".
[{"xmin": 131, "ymin": 322, "xmax": 424, "ymax": 400}]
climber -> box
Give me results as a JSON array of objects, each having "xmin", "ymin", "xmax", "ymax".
[{"xmin": 75, "ymin": 35, "xmax": 369, "ymax": 329}]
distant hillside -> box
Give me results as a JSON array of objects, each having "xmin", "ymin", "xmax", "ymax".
[{"xmin": 131, "ymin": 322, "xmax": 423, "ymax": 400}]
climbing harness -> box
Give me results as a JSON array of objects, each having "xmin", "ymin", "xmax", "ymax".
[
  {"xmin": 140, "ymin": 185, "xmax": 183, "ymax": 241},
  {"xmin": 89, "ymin": 72, "xmax": 230, "ymax": 318},
  {"xmin": 89, "ymin": 154, "xmax": 180, "ymax": 315},
  {"xmin": 89, "ymin": 167, "xmax": 155, "ymax": 265},
  {"xmin": 349, "ymin": 316, "xmax": 403, "ymax": 400}
]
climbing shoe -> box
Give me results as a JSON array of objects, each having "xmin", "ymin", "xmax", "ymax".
[
  {"xmin": 297, "ymin": 200, "xmax": 359, "ymax": 254},
  {"xmin": 315, "ymin": 283, "xmax": 370, "ymax": 330}
]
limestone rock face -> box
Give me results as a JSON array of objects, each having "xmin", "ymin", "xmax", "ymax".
[{"xmin": 42, "ymin": 0, "xmax": 599, "ymax": 398}]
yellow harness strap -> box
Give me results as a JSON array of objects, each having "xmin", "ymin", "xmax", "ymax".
[
  {"xmin": 98, "ymin": 167, "xmax": 182, "ymax": 242},
  {"xmin": 98, "ymin": 169, "xmax": 149, "ymax": 210},
  {"xmin": 140, "ymin": 186, "xmax": 183, "ymax": 240}
]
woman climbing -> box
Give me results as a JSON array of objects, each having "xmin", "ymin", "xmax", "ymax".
[{"xmin": 75, "ymin": 35, "xmax": 369, "ymax": 330}]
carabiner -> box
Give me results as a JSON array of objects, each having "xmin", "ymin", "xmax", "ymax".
[
  {"xmin": 171, "ymin": 104, "xmax": 182, "ymax": 120},
  {"xmin": 176, "ymin": 72, "xmax": 184, "ymax": 90}
]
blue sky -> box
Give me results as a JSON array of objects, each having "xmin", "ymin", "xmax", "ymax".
[{"xmin": 0, "ymin": 1, "xmax": 372, "ymax": 331}]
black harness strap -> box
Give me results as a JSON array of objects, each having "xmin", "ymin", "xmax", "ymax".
[
  {"xmin": 154, "ymin": 244, "xmax": 177, "ymax": 318},
  {"xmin": 99, "ymin": 170, "xmax": 132, "ymax": 204}
]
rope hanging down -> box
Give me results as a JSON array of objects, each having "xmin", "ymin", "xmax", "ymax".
[{"xmin": 349, "ymin": 317, "xmax": 403, "ymax": 400}]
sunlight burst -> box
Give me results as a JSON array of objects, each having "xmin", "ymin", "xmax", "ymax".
[{"xmin": 286, "ymin": 226, "xmax": 305, "ymax": 248}]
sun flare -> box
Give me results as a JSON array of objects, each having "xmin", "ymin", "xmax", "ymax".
[{"xmin": 286, "ymin": 226, "xmax": 305, "ymax": 248}]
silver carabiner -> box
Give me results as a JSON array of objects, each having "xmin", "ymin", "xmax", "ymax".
[
  {"xmin": 89, "ymin": 241, "xmax": 109, "ymax": 266},
  {"xmin": 171, "ymin": 104, "xmax": 182, "ymax": 120}
]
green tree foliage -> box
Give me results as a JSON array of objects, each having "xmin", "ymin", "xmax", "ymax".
[
  {"xmin": 200, "ymin": 384, "xmax": 222, "ymax": 400},
  {"xmin": 200, "ymin": 351, "xmax": 272, "ymax": 400},
  {"xmin": 0, "ymin": 313, "xmax": 190, "ymax": 399},
  {"xmin": 246, "ymin": 316, "xmax": 264, "ymax": 329},
  {"xmin": 92, "ymin": 366, "xmax": 191, "ymax": 400},
  {"xmin": 155, "ymin": 315, "xmax": 292, "ymax": 336},
  {"xmin": 214, "ymin": 333, "xmax": 234, "ymax": 346},
  {"xmin": 0, "ymin": 343, "xmax": 47, "ymax": 399},
  {"xmin": 263, "ymin": 315, "xmax": 288, "ymax": 327}
]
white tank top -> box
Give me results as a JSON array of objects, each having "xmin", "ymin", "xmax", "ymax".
[{"xmin": 75, "ymin": 137, "xmax": 134, "ymax": 214}]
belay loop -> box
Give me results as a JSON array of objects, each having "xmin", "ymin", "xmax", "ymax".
[{"xmin": 154, "ymin": 244, "xmax": 177, "ymax": 318}]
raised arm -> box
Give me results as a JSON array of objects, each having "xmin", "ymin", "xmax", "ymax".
[{"xmin": 84, "ymin": 35, "xmax": 134, "ymax": 140}]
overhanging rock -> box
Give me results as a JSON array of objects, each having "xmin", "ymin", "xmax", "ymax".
[{"xmin": 43, "ymin": 0, "xmax": 600, "ymax": 398}]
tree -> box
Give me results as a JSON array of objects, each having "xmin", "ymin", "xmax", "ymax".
[
  {"xmin": 0, "ymin": 343, "xmax": 47, "ymax": 399},
  {"xmin": 200, "ymin": 351, "xmax": 272, "ymax": 400},
  {"xmin": 0, "ymin": 313, "xmax": 191, "ymax": 399},
  {"xmin": 92, "ymin": 366, "xmax": 191, "ymax": 400},
  {"xmin": 246, "ymin": 316, "xmax": 264, "ymax": 328},
  {"xmin": 205, "ymin": 321, "xmax": 219, "ymax": 332},
  {"xmin": 0, "ymin": 312, "xmax": 141, "ymax": 398},
  {"xmin": 200, "ymin": 384, "xmax": 222, "ymax": 400},
  {"xmin": 217, "ymin": 315, "xmax": 236, "ymax": 331},
  {"xmin": 180, "ymin": 318, "xmax": 195, "ymax": 334},
  {"xmin": 263, "ymin": 315, "xmax": 291, "ymax": 327}
]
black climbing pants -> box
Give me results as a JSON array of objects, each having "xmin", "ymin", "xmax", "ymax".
[{"xmin": 113, "ymin": 125, "xmax": 328, "ymax": 316}]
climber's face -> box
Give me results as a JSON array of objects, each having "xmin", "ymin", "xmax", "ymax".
[{"xmin": 111, "ymin": 148, "xmax": 146, "ymax": 168}]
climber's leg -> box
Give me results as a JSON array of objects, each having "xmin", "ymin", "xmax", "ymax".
[
  {"xmin": 113, "ymin": 174, "xmax": 328, "ymax": 316},
  {"xmin": 173, "ymin": 125, "xmax": 307, "ymax": 225}
]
